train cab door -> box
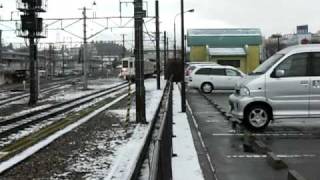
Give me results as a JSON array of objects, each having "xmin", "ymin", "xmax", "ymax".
[{"xmin": 129, "ymin": 61, "xmax": 134, "ymax": 75}]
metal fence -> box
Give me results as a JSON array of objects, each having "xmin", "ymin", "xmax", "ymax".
[
  {"xmin": 130, "ymin": 76, "xmax": 174, "ymax": 180},
  {"xmin": 149, "ymin": 77, "xmax": 173, "ymax": 180}
]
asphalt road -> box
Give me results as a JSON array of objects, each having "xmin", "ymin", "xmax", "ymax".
[{"xmin": 187, "ymin": 88, "xmax": 320, "ymax": 180}]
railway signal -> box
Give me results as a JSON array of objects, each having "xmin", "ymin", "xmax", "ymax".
[{"xmin": 17, "ymin": 0, "xmax": 47, "ymax": 106}]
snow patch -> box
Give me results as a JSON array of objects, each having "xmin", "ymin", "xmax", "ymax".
[{"xmin": 172, "ymin": 84, "xmax": 205, "ymax": 180}]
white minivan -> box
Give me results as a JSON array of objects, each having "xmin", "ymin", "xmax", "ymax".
[
  {"xmin": 229, "ymin": 45, "xmax": 320, "ymax": 131},
  {"xmin": 188, "ymin": 65, "xmax": 245, "ymax": 93}
]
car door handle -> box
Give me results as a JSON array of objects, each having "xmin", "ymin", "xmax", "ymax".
[{"xmin": 300, "ymin": 80, "xmax": 309, "ymax": 85}]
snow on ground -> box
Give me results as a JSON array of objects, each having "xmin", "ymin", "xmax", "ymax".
[
  {"xmin": 172, "ymin": 84, "xmax": 205, "ymax": 180},
  {"xmin": 48, "ymin": 80, "xmax": 125, "ymax": 102},
  {"xmin": 0, "ymin": 88, "xmax": 128, "ymax": 148},
  {"xmin": 105, "ymin": 78, "xmax": 165, "ymax": 180},
  {"xmin": 0, "ymin": 91, "xmax": 129, "ymax": 174},
  {"xmin": 0, "ymin": 77, "xmax": 165, "ymax": 178},
  {"xmin": 0, "ymin": 104, "xmax": 52, "ymax": 121},
  {"xmin": 89, "ymin": 78, "xmax": 125, "ymax": 90}
]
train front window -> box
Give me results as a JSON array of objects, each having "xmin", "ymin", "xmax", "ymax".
[
  {"xmin": 129, "ymin": 62, "xmax": 133, "ymax": 68},
  {"xmin": 122, "ymin": 61, "xmax": 128, "ymax": 68}
]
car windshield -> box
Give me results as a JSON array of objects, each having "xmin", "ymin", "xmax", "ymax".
[{"xmin": 250, "ymin": 54, "xmax": 284, "ymax": 75}]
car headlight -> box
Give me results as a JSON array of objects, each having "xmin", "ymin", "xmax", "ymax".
[{"xmin": 240, "ymin": 87, "xmax": 250, "ymax": 96}]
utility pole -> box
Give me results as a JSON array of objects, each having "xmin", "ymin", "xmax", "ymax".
[
  {"xmin": 18, "ymin": 0, "xmax": 46, "ymax": 106},
  {"xmin": 28, "ymin": 13, "xmax": 38, "ymax": 106},
  {"xmin": 83, "ymin": 7, "xmax": 88, "ymax": 90},
  {"xmin": 134, "ymin": 0, "xmax": 146, "ymax": 123},
  {"xmin": 48, "ymin": 44, "xmax": 53, "ymax": 79},
  {"xmin": 163, "ymin": 31, "xmax": 167, "ymax": 79},
  {"xmin": 52, "ymin": 45, "xmax": 56, "ymax": 77},
  {"xmin": 121, "ymin": 34, "xmax": 126, "ymax": 58},
  {"xmin": 0, "ymin": 30, "xmax": 2, "ymax": 64},
  {"xmin": 62, "ymin": 45, "xmax": 65, "ymax": 76},
  {"xmin": 155, "ymin": 0, "xmax": 160, "ymax": 90},
  {"xmin": 180, "ymin": 0, "xmax": 186, "ymax": 112},
  {"xmin": 174, "ymin": 21, "xmax": 177, "ymax": 62}
]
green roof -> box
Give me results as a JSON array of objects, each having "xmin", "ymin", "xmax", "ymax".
[{"xmin": 187, "ymin": 28, "xmax": 262, "ymax": 47}]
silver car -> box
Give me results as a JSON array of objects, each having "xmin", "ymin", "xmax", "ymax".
[{"xmin": 229, "ymin": 44, "xmax": 320, "ymax": 130}]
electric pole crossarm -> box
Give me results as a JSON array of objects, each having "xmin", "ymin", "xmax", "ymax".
[
  {"xmin": 45, "ymin": 19, "xmax": 62, "ymax": 28},
  {"xmin": 62, "ymin": 29, "xmax": 83, "ymax": 40},
  {"xmin": 60, "ymin": 19, "xmax": 82, "ymax": 29}
]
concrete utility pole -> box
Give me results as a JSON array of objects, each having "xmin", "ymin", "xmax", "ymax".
[
  {"xmin": 180, "ymin": 0, "xmax": 186, "ymax": 112},
  {"xmin": 134, "ymin": 0, "xmax": 146, "ymax": 123},
  {"xmin": 121, "ymin": 34, "xmax": 126, "ymax": 58},
  {"xmin": 48, "ymin": 44, "xmax": 53, "ymax": 79},
  {"xmin": 83, "ymin": 7, "xmax": 88, "ymax": 90},
  {"xmin": 163, "ymin": 31, "xmax": 167, "ymax": 79},
  {"xmin": 62, "ymin": 45, "xmax": 65, "ymax": 76},
  {"xmin": 155, "ymin": 0, "xmax": 160, "ymax": 90},
  {"xmin": 0, "ymin": 30, "xmax": 2, "ymax": 64},
  {"xmin": 174, "ymin": 20, "xmax": 177, "ymax": 62}
]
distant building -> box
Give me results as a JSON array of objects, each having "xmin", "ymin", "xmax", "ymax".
[
  {"xmin": 297, "ymin": 25, "xmax": 309, "ymax": 35},
  {"xmin": 187, "ymin": 28, "xmax": 263, "ymax": 73}
]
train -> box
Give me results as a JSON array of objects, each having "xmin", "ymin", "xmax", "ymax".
[{"xmin": 119, "ymin": 57, "xmax": 156, "ymax": 81}]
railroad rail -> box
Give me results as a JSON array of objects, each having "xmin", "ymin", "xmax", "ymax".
[
  {"xmin": 0, "ymin": 82, "xmax": 128, "ymax": 140},
  {"xmin": 0, "ymin": 77, "xmax": 81, "ymax": 106},
  {"xmin": 0, "ymin": 82, "xmax": 129, "ymax": 165}
]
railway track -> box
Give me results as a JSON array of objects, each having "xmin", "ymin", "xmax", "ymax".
[
  {"xmin": 0, "ymin": 78, "xmax": 80, "ymax": 107},
  {"xmin": 0, "ymin": 83, "xmax": 127, "ymax": 165},
  {"xmin": 0, "ymin": 82, "xmax": 128, "ymax": 144}
]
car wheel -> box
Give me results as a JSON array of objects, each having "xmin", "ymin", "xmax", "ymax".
[
  {"xmin": 244, "ymin": 105, "xmax": 271, "ymax": 131},
  {"xmin": 201, "ymin": 82, "xmax": 213, "ymax": 94}
]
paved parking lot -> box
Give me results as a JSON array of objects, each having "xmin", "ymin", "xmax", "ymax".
[{"xmin": 187, "ymin": 88, "xmax": 320, "ymax": 180}]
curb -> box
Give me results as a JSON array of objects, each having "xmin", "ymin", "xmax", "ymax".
[
  {"xmin": 266, "ymin": 152, "xmax": 288, "ymax": 170},
  {"xmin": 288, "ymin": 170, "xmax": 307, "ymax": 180},
  {"xmin": 252, "ymin": 140, "xmax": 271, "ymax": 154}
]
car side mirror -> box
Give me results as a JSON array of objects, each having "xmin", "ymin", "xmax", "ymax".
[{"xmin": 275, "ymin": 69, "xmax": 285, "ymax": 78}]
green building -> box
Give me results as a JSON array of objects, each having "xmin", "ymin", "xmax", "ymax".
[{"xmin": 187, "ymin": 28, "xmax": 263, "ymax": 73}]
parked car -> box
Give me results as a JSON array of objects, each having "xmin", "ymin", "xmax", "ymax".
[
  {"xmin": 229, "ymin": 44, "xmax": 320, "ymax": 131},
  {"xmin": 185, "ymin": 62, "xmax": 220, "ymax": 79},
  {"xmin": 188, "ymin": 65, "xmax": 245, "ymax": 93}
]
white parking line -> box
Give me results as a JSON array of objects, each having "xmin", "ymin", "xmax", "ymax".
[
  {"xmin": 186, "ymin": 101, "xmax": 218, "ymax": 180},
  {"xmin": 226, "ymin": 154, "xmax": 317, "ymax": 159},
  {"xmin": 195, "ymin": 112, "xmax": 221, "ymax": 115},
  {"xmin": 212, "ymin": 133, "xmax": 311, "ymax": 137}
]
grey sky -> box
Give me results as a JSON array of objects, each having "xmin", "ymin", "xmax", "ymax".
[{"xmin": 0, "ymin": 0, "xmax": 319, "ymax": 49}]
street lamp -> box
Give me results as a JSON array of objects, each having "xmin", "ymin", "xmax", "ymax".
[{"xmin": 174, "ymin": 9, "xmax": 194, "ymax": 62}]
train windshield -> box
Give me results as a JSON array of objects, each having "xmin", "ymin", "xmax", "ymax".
[{"xmin": 122, "ymin": 61, "xmax": 128, "ymax": 68}]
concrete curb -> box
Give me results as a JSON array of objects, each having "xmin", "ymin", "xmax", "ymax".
[
  {"xmin": 252, "ymin": 140, "xmax": 271, "ymax": 154},
  {"xmin": 288, "ymin": 170, "xmax": 307, "ymax": 180},
  {"xmin": 266, "ymin": 152, "xmax": 288, "ymax": 170}
]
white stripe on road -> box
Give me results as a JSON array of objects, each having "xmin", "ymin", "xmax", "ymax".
[
  {"xmin": 212, "ymin": 133, "xmax": 311, "ymax": 137},
  {"xmin": 227, "ymin": 154, "xmax": 317, "ymax": 159}
]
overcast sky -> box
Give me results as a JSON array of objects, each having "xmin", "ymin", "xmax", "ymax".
[{"xmin": 1, "ymin": 0, "xmax": 320, "ymax": 49}]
